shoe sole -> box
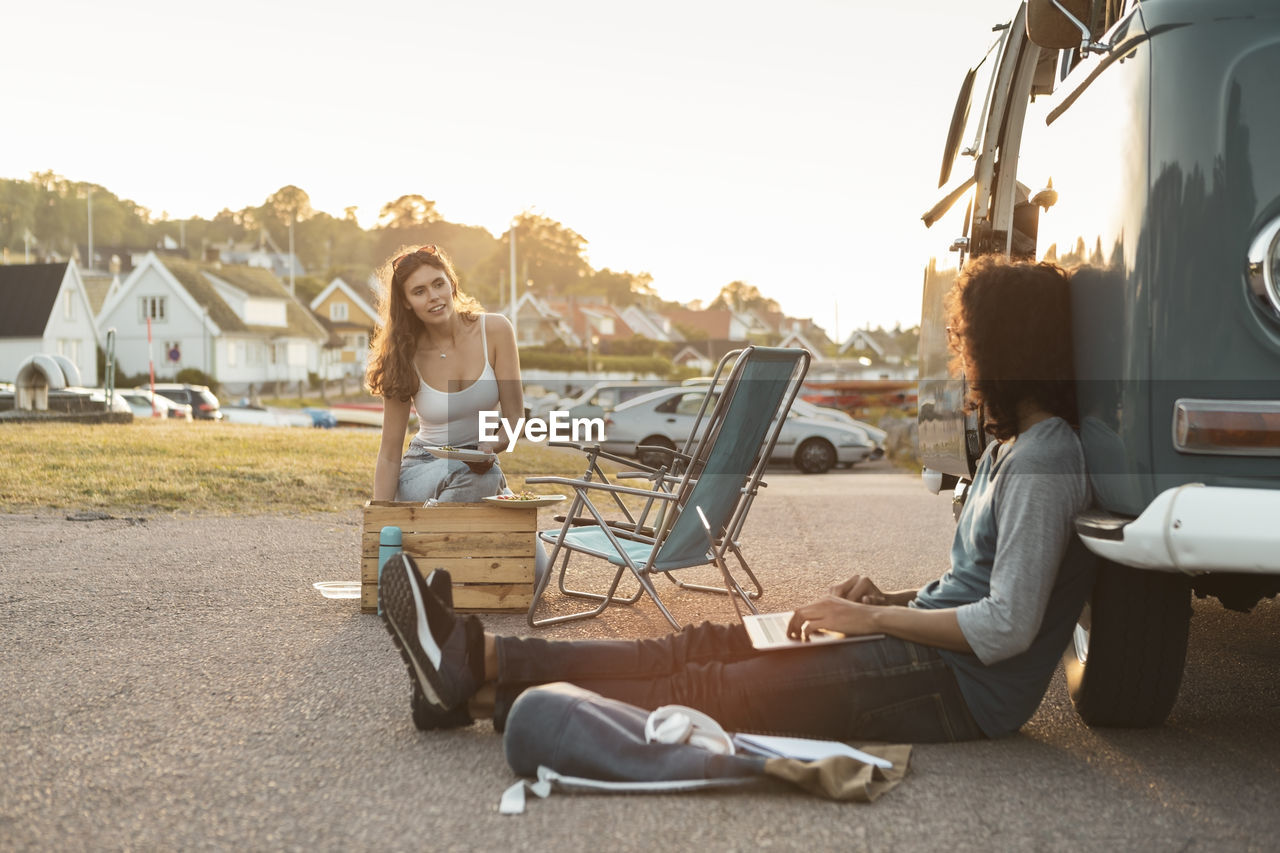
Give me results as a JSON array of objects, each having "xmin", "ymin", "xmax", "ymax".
[
  {"xmin": 380, "ymin": 555, "xmax": 450, "ymax": 712},
  {"xmin": 410, "ymin": 570, "xmax": 473, "ymax": 730}
]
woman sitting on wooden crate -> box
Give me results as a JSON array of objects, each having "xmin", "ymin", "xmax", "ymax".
[{"xmin": 366, "ymin": 244, "xmax": 523, "ymax": 504}]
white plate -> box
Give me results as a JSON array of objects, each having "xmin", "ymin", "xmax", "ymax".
[
  {"xmin": 483, "ymin": 494, "xmax": 567, "ymax": 508},
  {"xmin": 425, "ymin": 446, "xmax": 497, "ymax": 462},
  {"xmin": 313, "ymin": 581, "xmax": 361, "ymax": 599}
]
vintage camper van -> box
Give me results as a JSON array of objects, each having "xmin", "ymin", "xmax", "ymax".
[{"xmin": 918, "ymin": 0, "xmax": 1280, "ymax": 726}]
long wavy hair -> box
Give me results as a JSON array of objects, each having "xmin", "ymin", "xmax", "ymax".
[
  {"xmin": 365, "ymin": 245, "xmax": 486, "ymax": 401},
  {"xmin": 945, "ymin": 255, "xmax": 1078, "ymax": 441}
]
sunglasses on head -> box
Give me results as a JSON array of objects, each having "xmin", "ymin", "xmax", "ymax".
[{"xmin": 392, "ymin": 244, "xmax": 439, "ymax": 271}]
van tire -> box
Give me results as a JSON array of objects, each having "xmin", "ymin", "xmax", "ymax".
[{"xmin": 1063, "ymin": 560, "xmax": 1191, "ymax": 728}]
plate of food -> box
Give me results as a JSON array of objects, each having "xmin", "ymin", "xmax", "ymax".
[
  {"xmin": 483, "ymin": 491, "xmax": 567, "ymax": 508},
  {"xmin": 425, "ymin": 445, "xmax": 496, "ymax": 462}
]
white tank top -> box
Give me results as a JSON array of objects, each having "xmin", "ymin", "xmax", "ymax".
[{"xmin": 412, "ymin": 317, "xmax": 500, "ymax": 447}]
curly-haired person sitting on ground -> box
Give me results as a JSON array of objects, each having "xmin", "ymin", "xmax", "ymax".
[{"xmin": 379, "ymin": 255, "xmax": 1094, "ymax": 742}]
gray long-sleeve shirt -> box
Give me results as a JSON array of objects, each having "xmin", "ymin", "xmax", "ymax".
[{"xmin": 912, "ymin": 416, "xmax": 1094, "ymax": 737}]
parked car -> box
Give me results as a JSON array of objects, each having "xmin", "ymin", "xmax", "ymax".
[
  {"xmin": 524, "ymin": 385, "xmax": 564, "ymax": 419},
  {"xmin": 120, "ymin": 389, "xmax": 193, "ymax": 421},
  {"xmin": 777, "ymin": 398, "xmax": 887, "ymax": 461},
  {"xmin": 556, "ymin": 381, "xmax": 675, "ymax": 421},
  {"xmin": 599, "ymin": 386, "xmax": 875, "ymax": 473},
  {"xmin": 221, "ymin": 404, "xmax": 284, "ymax": 426},
  {"xmin": 85, "ymin": 389, "xmax": 133, "ymax": 415},
  {"xmin": 916, "ymin": 0, "xmax": 1280, "ymax": 727},
  {"xmin": 152, "ymin": 383, "xmax": 223, "ymax": 421},
  {"xmin": 303, "ymin": 407, "xmax": 338, "ymax": 428}
]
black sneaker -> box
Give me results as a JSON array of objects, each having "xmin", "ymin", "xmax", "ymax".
[
  {"xmin": 410, "ymin": 570, "xmax": 473, "ymax": 730},
  {"xmin": 379, "ymin": 556, "xmax": 482, "ymax": 718}
]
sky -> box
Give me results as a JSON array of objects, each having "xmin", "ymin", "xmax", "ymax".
[{"xmin": 3, "ymin": 0, "xmax": 1016, "ymax": 337}]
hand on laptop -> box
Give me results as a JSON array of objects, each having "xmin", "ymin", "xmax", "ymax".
[
  {"xmin": 786, "ymin": 596, "xmax": 877, "ymax": 641},
  {"xmin": 828, "ymin": 574, "xmax": 888, "ymax": 606}
]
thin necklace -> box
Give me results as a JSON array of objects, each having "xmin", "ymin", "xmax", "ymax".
[{"xmin": 426, "ymin": 330, "xmax": 456, "ymax": 359}]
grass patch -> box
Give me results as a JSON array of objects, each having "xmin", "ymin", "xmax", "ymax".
[{"xmin": 0, "ymin": 421, "xmax": 617, "ymax": 516}]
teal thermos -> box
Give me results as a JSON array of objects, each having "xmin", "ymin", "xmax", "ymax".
[{"xmin": 377, "ymin": 525, "xmax": 403, "ymax": 615}]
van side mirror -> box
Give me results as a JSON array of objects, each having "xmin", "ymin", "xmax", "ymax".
[{"xmin": 1026, "ymin": 0, "xmax": 1109, "ymax": 54}]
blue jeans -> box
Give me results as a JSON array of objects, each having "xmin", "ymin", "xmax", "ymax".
[
  {"xmin": 397, "ymin": 443, "xmax": 508, "ymax": 503},
  {"xmin": 494, "ymin": 621, "xmax": 983, "ymax": 742}
]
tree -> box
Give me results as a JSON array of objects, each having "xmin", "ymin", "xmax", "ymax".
[
  {"xmin": 586, "ymin": 268, "xmax": 654, "ymax": 306},
  {"xmin": 504, "ymin": 210, "xmax": 590, "ymax": 295},
  {"xmin": 377, "ymin": 195, "xmax": 441, "ymax": 229},
  {"xmin": 264, "ymin": 185, "xmax": 314, "ymax": 225},
  {"xmin": 708, "ymin": 280, "xmax": 780, "ymax": 314}
]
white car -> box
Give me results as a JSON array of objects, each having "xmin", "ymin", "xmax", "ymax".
[
  {"xmin": 85, "ymin": 388, "xmax": 134, "ymax": 415},
  {"xmin": 599, "ymin": 386, "xmax": 876, "ymax": 474},
  {"xmin": 789, "ymin": 399, "xmax": 886, "ymax": 459},
  {"xmin": 220, "ymin": 403, "xmax": 314, "ymax": 427},
  {"xmin": 554, "ymin": 381, "xmax": 675, "ymax": 421},
  {"xmin": 120, "ymin": 389, "xmax": 194, "ymax": 421}
]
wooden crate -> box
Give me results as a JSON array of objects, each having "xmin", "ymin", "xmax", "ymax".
[{"xmin": 361, "ymin": 500, "xmax": 537, "ymax": 615}]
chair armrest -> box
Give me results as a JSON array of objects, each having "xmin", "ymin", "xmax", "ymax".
[
  {"xmin": 552, "ymin": 515, "xmax": 658, "ymax": 538},
  {"xmin": 525, "ymin": 475, "xmax": 679, "ymax": 500},
  {"xmin": 549, "ymin": 441, "xmax": 665, "ymax": 474},
  {"xmin": 635, "ymin": 444, "xmax": 693, "ymax": 466}
]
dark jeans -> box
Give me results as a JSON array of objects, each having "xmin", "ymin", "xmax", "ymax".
[{"xmin": 495, "ymin": 621, "xmax": 983, "ymax": 743}]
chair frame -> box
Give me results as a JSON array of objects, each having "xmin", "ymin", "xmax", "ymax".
[{"xmin": 525, "ymin": 346, "xmax": 811, "ymax": 629}]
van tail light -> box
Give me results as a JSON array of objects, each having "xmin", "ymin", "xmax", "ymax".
[
  {"xmin": 198, "ymin": 403, "xmax": 212, "ymax": 411},
  {"xmin": 1173, "ymin": 399, "xmax": 1280, "ymax": 456}
]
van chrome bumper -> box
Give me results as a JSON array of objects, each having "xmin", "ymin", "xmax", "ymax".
[{"xmin": 1076, "ymin": 485, "xmax": 1280, "ymax": 574}]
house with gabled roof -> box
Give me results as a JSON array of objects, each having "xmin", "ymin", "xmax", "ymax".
[
  {"xmin": 0, "ymin": 262, "xmax": 100, "ymax": 383},
  {"xmin": 839, "ymin": 327, "xmax": 888, "ymax": 361},
  {"xmin": 510, "ymin": 292, "xmax": 577, "ymax": 348},
  {"xmin": 309, "ymin": 277, "xmax": 379, "ymax": 378},
  {"xmin": 661, "ymin": 308, "xmax": 752, "ymax": 342},
  {"xmin": 777, "ymin": 329, "xmax": 829, "ymax": 359},
  {"xmin": 81, "ymin": 270, "xmax": 122, "ymax": 317},
  {"xmin": 543, "ymin": 300, "xmax": 635, "ymax": 348},
  {"xmin": 834, "ymin": 326, "xmax": 919, "ymax": 379},
  {"xmin": 218, "ymin": 231, "xmax": 306, "ymax": 282},
  {"xmin": 619, "ymin": 305, "xmax": 683, "ymax": 343},
  {"xmin": 98, "ymin": 252, "xmax": 329, "ymax": 393},
  {"xmin": 670, "ymin": 339, "xmax": 746, "ymax": 374}
]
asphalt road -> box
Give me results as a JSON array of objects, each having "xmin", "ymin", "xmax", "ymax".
[{"xmin": 3, "ymin": 461, "xmax": 1278, "ymax": 851}]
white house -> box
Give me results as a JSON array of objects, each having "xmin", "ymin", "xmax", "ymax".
[
  {"xmin": 97, "ymin": 252, "xmax": 329, "ymax": 393},
  {"xmin": 777, "ymin": 329, "xmax": 828, "ymax": 359},
  {"xmin": 510, "ymin": 292, "xmax": 578, "ymax": 348},
  {"xmin": 619, "ymin": 305, "xmax": 683, "ymax": 343},
  {"xmin": 0, "ymin": 261, "xmax": 100, "ymax": 384}
]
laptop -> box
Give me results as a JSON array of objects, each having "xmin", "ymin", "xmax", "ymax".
[{"xmin": 694, "ymin": 506, "xmax": 884, "ymax": 651}]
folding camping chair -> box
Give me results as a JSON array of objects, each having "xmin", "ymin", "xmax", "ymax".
[{"xmin": 525, "ymin": 346, "xmax": 811, "ymax": 629}]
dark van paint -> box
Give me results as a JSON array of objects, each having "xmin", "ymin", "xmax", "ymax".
[{"xmin": 918, "ymin": 0, "xmax": 1280, "ymax": 727}]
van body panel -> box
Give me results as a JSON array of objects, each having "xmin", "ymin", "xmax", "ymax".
[
  {"xmin": 1143, "ymin": 16, "xmax": 1280, "ymax": 497},
  {"xmin": 924, "ymin": 0, "xmax": 1280, "ymax": 514},
  {"xmin": 1022, "ymin": 5, "xmax": 1155, "ymax": 514}
]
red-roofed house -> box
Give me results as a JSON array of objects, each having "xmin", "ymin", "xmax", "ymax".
[{"xmin": 544, "ymin": 300, "xmax": 635, "ymax": 347}]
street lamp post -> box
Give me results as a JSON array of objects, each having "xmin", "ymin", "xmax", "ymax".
[
  {"xmin": 508, "ymin": 223, "xmax": 518, "ymax": 342},
  {"xmin": 86, "ymin": 187, "xmax": 94, "ymax": 271}
]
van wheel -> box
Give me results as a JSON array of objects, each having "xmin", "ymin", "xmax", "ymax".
[
  {"xmin": 1063, "ymin": 560, "xmax": 1191, "ymax": 728},
  {"xmin": 794, "ymin": 438, "xmax": 836, "ymax": 474},
  {"xmin": 636, "ymin": 436, "xmax": 676, "ymax": 469}
]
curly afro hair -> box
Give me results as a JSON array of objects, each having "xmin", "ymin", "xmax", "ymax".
[{"xmin": 944, "ymin": 255, "xmax": 1078, "ymax": 441}]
